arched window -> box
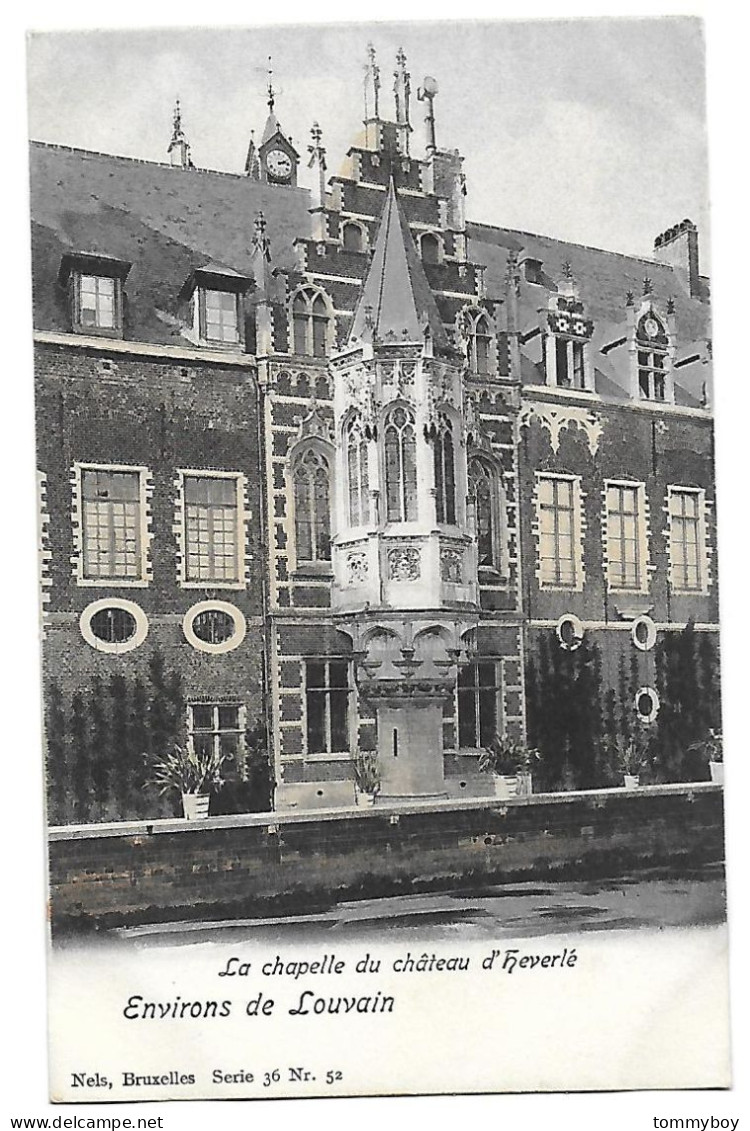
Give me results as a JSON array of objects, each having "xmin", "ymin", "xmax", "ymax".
[
  {"xmin": 433, "ymin": 414, "xmax": 456, "ymax": 525},
  {"xmin": 293, "ymin": 448, "xmax": 331, "ymax": 563},
  {"xmin": 342, "ymin": 223, "xmax": 365, "ymax": 253},
  {"xmin": 466, "ymin": 311, "xmax": 493, "ymax": 375},
  {"xmin": 469, "ymin": 458, "xmax": 500, "ymax": 568},
  {"xmin": 291, "ymin": 288, "xmax": 332, "ymax": 358},
  {"xmin": 636, "ymin": 312, "xmax": 669, "ymax": 401},
  {"xmin": 383, "ymin": 406, "xmax": 418, "ymax": 523},
  {"xmin": 420, "ymin": 232, "xmax": 440, "ymax": 265},
  {"xmin": 346, "ymin": 416, "xmax": 370, "ymax": 526}
]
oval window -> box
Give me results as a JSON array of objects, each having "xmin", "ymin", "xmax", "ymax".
[
  {"xmin": 631, "ymin": 615, "xmax": 657, "ymax": 651},
  {"xmin": 183, "ymin": 601, "xmax": 246, "ymax": 655},
  {"xmin": 634, "ymin": 686, "xmax": 660, "ymax": 724},
  {"xmin": 80, "ymin": 598, "xmax": 148, "ymax": 654},
  {"xmin": 192, "ymin": 609, "xmax": 235, "ymax": 645},
  {"xmin": 89, "ymin": 606, "xmax": 137, "ymax": 644},
  {"xmin": 556, "ymin": 613, "xmax": 584, "ymax": 651}
]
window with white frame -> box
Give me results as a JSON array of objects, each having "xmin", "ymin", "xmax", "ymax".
[
  {"xmin": 182, "ymin": 473, "xmax": 242, "ymax": 585},
  {"xmin": 458, "ymin": 661, "xmax": 499, "ymax": 749},
  {"xmin": 384, "ymin": 406, "xmax": 418, "ymax": 523},
  {"xmin": 668, "ymin": 487, "xmax": 706, "ymax": 593},
  {"xmin": 200, "ymin": 289, "xmax": 240, "ymax": 345},
  {"xmin": 80, "ymin": 466, "xmax": 144, "ymax": 582},
  {"xmin": 189, "ymin": 703, "xmax": 244, "ymax": 773},
  {"xmin": 78, "ymin": 274, "xmax": 117, "ymax": 331},
  {"xmin": 292, "ymin": 448, "xmax": 331, "ymax": 564},
  {"xmin": 305, "ymin": 660, "xmax": 350, "ymax": 755},
  {"xmin": 346, "ymin": 416, "xmax": 370, "ymax": 527},
  {"xmin": 605, "ymin": 482, "xmax": 647, "ymax": 591},
  {"xmin": 536, "ymin": 474, "xmax": 581, "ymax": 589}
]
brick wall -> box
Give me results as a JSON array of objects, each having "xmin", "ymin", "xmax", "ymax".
[{"xmin": 48, "ymin": 783, "xmax": 724, "ymax": 930}]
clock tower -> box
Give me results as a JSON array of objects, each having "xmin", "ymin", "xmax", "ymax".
[{"xmin": 245, "ymin": 66, "xmax": 300, "ymax": 187}]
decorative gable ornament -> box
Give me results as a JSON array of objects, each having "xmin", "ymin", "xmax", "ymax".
[
  {"xmin": 295, "ymin": 400, "xmax": 334, "ymax": 446},
  {"xmin": 520, "ymin": 402, "xmax": 603, "ymax": 456}
]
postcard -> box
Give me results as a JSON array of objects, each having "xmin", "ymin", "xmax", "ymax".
[{"xmin": 25, "ymin": 16, "xmax": 730, "ymax": 1102}]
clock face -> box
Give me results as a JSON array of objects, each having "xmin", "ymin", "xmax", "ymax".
[{"xmin": 266, "ymin": 149, "xmax": 293, "ymax": 180}]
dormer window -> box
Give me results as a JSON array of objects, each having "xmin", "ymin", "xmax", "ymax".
[
  {"xmin": 179, "ymin": 265, "xmax": 250, "ymax": 350},
  {"xmin": 546, "ymin": 296, "xmax": 594, "ymax": 391},
  {"xmin": 634, "ymin": 309, "xmax": 672, "ymax": 403},
  {"xmin": 59, "ymin": 252, "xmax": 130, "ymax": 338}
]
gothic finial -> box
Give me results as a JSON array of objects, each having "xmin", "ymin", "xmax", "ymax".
[
  {"xmin": 561, "ymin": 260, "xmax": 573, "ymax": 279},
  {"xmin": 642, "ymin": 275, "xmax": 653, "ymax": 296},
  {"xmin": 267, "ymin": 56, "xmax": 275, "ymax": 113},
  {"xmin": 626, "ymin": 290, "xmax": 635, "ymax": 307},
  {"xmin": 253, "ymin": 212, "xmax": 271, "ymax": 260},
  {"xmin": 667, "ymin": 295, "xmax": 676, "ymax": 315},
  {"xmin": 168, "ymin": 97, "xmax": 192, "ymax": 168}
]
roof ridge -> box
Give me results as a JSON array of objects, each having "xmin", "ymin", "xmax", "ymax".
[{"xmin": 466, "ymin": 219, "xmax": 677, "ymax": 270}]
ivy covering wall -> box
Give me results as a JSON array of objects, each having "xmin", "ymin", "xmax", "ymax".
[
  {"xmin": 525, "ymin": 622, "xmax": 721, "ymax": 789},
  {"xmin": 45, "ymin": 650, "xmax": 272, "ymax": 825}
]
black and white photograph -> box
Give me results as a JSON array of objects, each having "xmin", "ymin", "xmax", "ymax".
[{"xmin": 8, "ymin": 8, "xmax": 746, "ymax": 1113}]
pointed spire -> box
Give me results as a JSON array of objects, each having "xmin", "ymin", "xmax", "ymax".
[
  {"xmin": 168, "ymin": 98, "xmax": 193, "ymax": 169},
  {"xmin": 348, "ymin": 178, "xmax": 449, "ymax": 352},
  {"xmin": 245, "ymin": 129, "xmax": 260, "ymax": 179}
]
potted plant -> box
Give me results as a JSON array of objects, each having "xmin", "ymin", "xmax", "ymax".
[
  {"xmin": 616, "ymin": 736, "xmax": 646, "ymax": 790},
  {"xmin": 352, "ymin": 749, "xmax": 380, "ymax": 807},
  {"xmin": 689, "ymin": 728, "xmax": 724, "ymax": 786},
  {"xmin": 150, "ymin": 742, "xmax": 229, "ymax": 819},
  {"xmin": 479, "ymin": 734, "xmax": 540, "ymax": 799}
]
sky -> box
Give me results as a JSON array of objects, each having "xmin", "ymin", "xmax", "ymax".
[{"xmin": 25, "ymin": 18, "xmax": 710, "ymax": 263}]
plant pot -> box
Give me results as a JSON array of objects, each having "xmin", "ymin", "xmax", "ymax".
[
  {"xmin": 709, "ymin": 761, "xmax": 724, "ymax": 785},
  {"xmin": 182, "ymin": 792, "xmax": 210, "ymax": 819},
  {"xmin": 493, "ymin": 775, "xmax": 518, "ymax": 799},
  {"xmin": 516, "ymin": 772, "xmax": 533, "ymax": 797},
  {"xmin": 623, "ymin": 774, "xmax": 640, "ymax": 790},
  {"xmin": 355, "ymin": 791, "xmax": 376, "ymax": 809}
]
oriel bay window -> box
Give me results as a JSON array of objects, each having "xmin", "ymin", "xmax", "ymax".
[
  {"xmin": 458, "ymin": 661, "xmax": 499, "ymax": 749},
  {"xmin": 183, "ymin": 473, "xmax": 242, "ymax": 585},
  {"xmin": 80, "ymin": 466, "xmax": 144, "ymax": 582},
  {"xmin": 305, "ymin": 660, "xmax": 350, "ymax": 755},
  {"xmin": 293, "ymin": 448, "xmax": 331, "ymax": 564},
  {"xmin": 384, "ymin": 406, "xmax": 418, "ymax": 522}
]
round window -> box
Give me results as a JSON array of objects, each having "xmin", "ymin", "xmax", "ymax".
[
  {"xmin": 89, "ymin": 606, "xmax": 137, "ymax": 644},
  {"xmin": 634, "ymin": 686, "xmax": 660, "ymax": 724},
  {"xmin": 80, "ymin": 598, "xmax": 148, "ymax": 655},
  {"xmin": 192, "ymin": 609, "xmax": 235, "ymax": 645},
  {"xmin": 183, "ymin": 601, "xmax": 246, "ymax": 654},
  {"xmin": 556, "ymin": 613, "xmax": 584, "ymax": 651},
  {"xmin": 631, "ymin": 615, "xmax": 657, "ymax": 651}
]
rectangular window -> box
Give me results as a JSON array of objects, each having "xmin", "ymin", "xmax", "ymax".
[
  {"xmin": 81, "ymin": 467, "xmax": 142, "ymax": 580},
  {"xmin": 669, "ymin": 488, "xmax": 704, "ymax": 592},
  {"xmin": 638, "ymin": 351, "xmax": 667, "ymax": 401},
  {"xmin": 202, "ymin": 289, "xmax": 240, "ymax": 345},
  {"xmin": 555, "ymin": 338, "xmax": 570, "ymax": 386},
  {"xmin": 305, "ymin": 660, "xmax": 350, "ymax": 755},
  {"xmin": 572, "ymin": 341, "xmax": 586, "ymax": 389},
  {"xmin": 189, "ymin": 703, "xmax": 244, "ymax": 775},
  {"xmin": 458, "ymin": 661, "xmax": 499, "ymax": 749},
  {"xmin": 79, "ymin": 274, "xmax": 116, "ymax": 330},
  {"xmin": 606, "ymin": 482, "xmax": 645, "ymax": 590},
  {"xmin": 537, "ymin": 475, "xmax": 579, "ymax": 588},
  {"xmin": 183, "ymin": 474, "xmax": 242, "ymax": 584}
]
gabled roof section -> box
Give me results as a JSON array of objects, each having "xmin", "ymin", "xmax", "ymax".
[{"xmin": 349, "ymin": 178, "xmax": 450, "ymax": 352}]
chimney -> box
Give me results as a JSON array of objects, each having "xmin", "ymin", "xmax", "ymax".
[{"xmin": 653, "ymin": 219, "xmax": 702, "ymax": 299}]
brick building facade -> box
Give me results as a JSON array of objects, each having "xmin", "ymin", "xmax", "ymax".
[{"xmin": 30, "ymin": 51, "xmax": 719, "ymax": 823}]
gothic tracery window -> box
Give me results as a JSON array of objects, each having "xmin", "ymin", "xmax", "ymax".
[
  {"xmin": 433, "ymin": 414, "xmax": 456, "ymax": 525},
  {"xmin": 466, "ymin": 310, "xmax": 493, "ymax": 375},
  {"xmin": 292, "ymin": 288, "xmax": 331, "ymax": 358},
  {"xmin": 384, "ymin": 406, "xmax": 418, "ymax": 523},
  {"xmin": 468, "ymin": 457, "xmax": 499, "ymax": 568},
  {"xmin": 346, "ymin": 415, "xmax": 370, "ymax": 527},
  {"xmin": 293, "ymin": 448, "xmax": 331, "ymax": 564}
]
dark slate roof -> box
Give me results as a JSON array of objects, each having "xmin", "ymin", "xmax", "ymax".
[
  {"xmin": 29, "ymin": 142, "xmax": 312, "ymax": 345},
  {"xmin": 349, "ymin": 178, "xmax": 450, "ymax": 352}
]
